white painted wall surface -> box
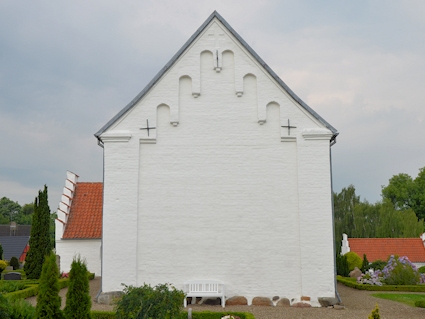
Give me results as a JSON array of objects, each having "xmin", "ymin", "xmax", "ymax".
[
  {"xmin": 56, "ymin": 239, "xmax": 101, "ymax": 275},
  {"xmin": 100, "ymin": 18, "xmax": 335, "ymax": 306}
]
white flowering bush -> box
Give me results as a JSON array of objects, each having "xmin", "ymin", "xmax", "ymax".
[{"xmin": 357, "ymin": 269, "xmax": 384, "ymax": 286}]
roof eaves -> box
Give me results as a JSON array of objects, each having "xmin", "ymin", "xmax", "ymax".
[{"xmin": 95, "ymin": 10, "xmax": 338, "ymax": 140}]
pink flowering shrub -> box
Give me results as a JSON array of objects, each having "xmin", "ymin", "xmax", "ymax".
[
  {"xmin": 357, "ymin": 255, "xmax": 425, "ymax": 285},
  {"xmin": 60, "ymin": 272, "xmax": 69, "ymax": 278}
]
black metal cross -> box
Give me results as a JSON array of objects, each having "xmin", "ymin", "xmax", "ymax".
[
  {"xmin": 281, "ymin": 119, "xmax": 297, "ymax": 136},
  {"xmin": 140, "ymin": 119, "xmax": 156, "ymax": 136}
]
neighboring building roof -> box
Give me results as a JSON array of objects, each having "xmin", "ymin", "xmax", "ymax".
[
  {"xmin": 0, "ymin": 225, "xmax": 31, "ymax": 236},
  {"xmin": 94, "ymin": 10, "xmax": 338, "ymax": 141},
  {"xmin": 62, "ymin": 182, "xmax": 103, "ymax": 239},
  {"xmin": 0, "ymin": 236, "xmax": 30, "ymax": 261},
  {"xmin": 349, "ymin": 238, "xmax": 425, "ymax": 263}
]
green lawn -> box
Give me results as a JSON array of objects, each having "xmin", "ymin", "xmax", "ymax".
[{"xmin": 372, "ymin": 293, "xmax": 425, "ymax": 307}]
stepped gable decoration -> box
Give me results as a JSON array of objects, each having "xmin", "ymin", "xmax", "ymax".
[{"xmin": 94, "ymin": 11, "xmax": 339, "ymax": 307}]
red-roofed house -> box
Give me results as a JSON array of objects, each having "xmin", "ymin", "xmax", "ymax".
[
  {"xmin": 341, "ymin": 233, "xmax": 425, "ymax": 268},
  {"xmin": 55, "ymin": 171, "xmax": 102, "ymax": 275}
]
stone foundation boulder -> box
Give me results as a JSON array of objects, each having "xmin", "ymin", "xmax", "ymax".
[
  {"xmin": 226, "ymin": 296, "xmax": 248, "ymax": 306},
  {"xmin": 252, "ymin": 297, "xmax": 272, "ymax": 306}
]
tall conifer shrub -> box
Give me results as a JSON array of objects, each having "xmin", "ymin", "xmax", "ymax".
[
  {"xmin": 35, "ymin": 252, "xmax": 63, "ymax": 319},
  {"xmin": 24, "ymin": 185, "xmax": 52, "ymax": 279},
  {"xmin": 64, "ymin": 255, "xmax": 91, "ymax": 319}
]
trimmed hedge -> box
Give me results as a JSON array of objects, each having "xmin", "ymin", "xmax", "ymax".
[
  {"xmin": 337, "ymin": 276, "xmax": 425, "ymax": 292},
  {"xmin": 3, "ymin": 273, "xmax": 95, "ymax": 301}
]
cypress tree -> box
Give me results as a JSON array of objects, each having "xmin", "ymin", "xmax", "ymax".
[
  {"xmin": 0, "ymin": 243, "xmax": 3, "ymax": 260},
  {"xmin": 64, "ymin": 255, "xmax": 91, "ymax": 319},
  {"xmin": 35, "ymin": 252, "xmax": 64, "ymax": 319},
  {"xmin": 24, "ymin": 185, "xmax": 52, "ymax": 279}
]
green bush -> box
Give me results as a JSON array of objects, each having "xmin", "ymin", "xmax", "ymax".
[
  {"xmin": 64, "ymin": 256, "xmax": 91, "ymax": 319},
  {"xmin": 0, "ymin": 260, "xmax": 7, "ymax": 274},
  {"xmin": 336, "ymin": 254, "xmax": 349, "ymax": 276},
  {"xmin": 9, "ymin": 257, "xmax": 20, "ymax": 270},
  {"xmin": 8, "ymin": 299, "xmax": 35, "ymax": 319},
  {"xmin": 115, "ymin": 283, "xmax": 185, "ymax": 319},
  {"xmin": 370, "ymin": 260, "xmax": 387, "ymax": 271},
  {"xmin": 383, "ymin": 256, "xmax": 421, "ymax": 285},
  {"xmin": 368, "ymin": 303, "xmax": 380, "ymax": 319},
  {"xmin": 0, "ymin": 294, "xmax": 11, "ymax": 319},
  {"xmin": 0, "ymin": 294, "xmax": 35, "ymax": 319},
  {"xmin": 345, "ymin": 251, "xmax": 362, "ymax": 272},
  {"xmin": 415, "ymin": 300, "xmax": 425, "ymax": 308},
  {"xmin": 35, "ymin": 252, "xmax": 64, "ymax": 319},
  {"xmin": 361, "ymin": 254, "xmax": 370, "ymax": 273},
  {"xmin": 418, "ymin": 266, "xmax": 425, "ymax": 274}
]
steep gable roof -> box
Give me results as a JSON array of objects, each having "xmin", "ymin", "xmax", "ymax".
[
  {"xmin": 95, "ymin": 11, "xmax": 338, "ymax": 140},
  {"xmin": 0, "ymin": 236, "xmax": 29, "ymax": 261},
  {"xmin": 62, "ymin": 182, "xmax": 103, "ymax": 239},
  {"xmin": 349, "ymin": 238, "xmax": 425, "ymax": 263}
]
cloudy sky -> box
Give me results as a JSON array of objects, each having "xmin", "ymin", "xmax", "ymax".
[{"xmin": 1, "ymin": 1, "xmax": 424, "ymax": 210}]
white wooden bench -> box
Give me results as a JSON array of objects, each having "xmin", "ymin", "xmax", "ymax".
[{"xmin": 183, "ymin": 280, "xmax": 225, "ymax": 308}]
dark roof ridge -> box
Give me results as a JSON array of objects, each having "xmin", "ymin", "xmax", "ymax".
[{"xmin": 95, "ymin": 11, "xmax": 338, "ymax": 139}]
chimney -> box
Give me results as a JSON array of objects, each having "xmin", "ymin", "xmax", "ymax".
[{"xmin": 10, "ymin": 221, "xmax": 16, "ymax": 236}]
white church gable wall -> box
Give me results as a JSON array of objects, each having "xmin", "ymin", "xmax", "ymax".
[{"xmin": 99, "ymin": 15, "xmax": 337, "ymax": 305}]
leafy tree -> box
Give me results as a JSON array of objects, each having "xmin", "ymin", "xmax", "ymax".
[
  {"xmin": 377, "ymin": 200, "xmax": 423, "ymax": 237},
  {"xmin": 351, "ymin": 201, "xmax": 381, "ymax": 238},
  {"xmin": 15, "ymin": 203, "xmax": 34, "ymax": 225},
  {"xmin": 24, "ymin": 185, "xmax": 52, "ymax": 279},
  {"xmin": 35, "ymin": 252, "xmax": 64, "ymax": 319},
  {"xmin": 63, "ymin": 256, "xmax": 91, "ymax": 319},
  {"xmin": 0, "ymin": 197, "xmax": 22, "ymax": 224},
  {"xmin": 382, "ymin": 167, "xmax": 425, "ymax": 220},
  {"xmin": 334, "ymin": 185, "xmax": 360, "ymax": 250},
  {"xmin": 334, "ymin": 184, "xmax": 424, "ymax": 242}
]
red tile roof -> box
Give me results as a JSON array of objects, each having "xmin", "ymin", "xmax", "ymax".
[
  {"xmin": 349, "ymin": 238, "xmax": 425, "ymax": 263},
  {"xmin": 62, "ymin": 182, "xmax": 103, "ymax": 239}
]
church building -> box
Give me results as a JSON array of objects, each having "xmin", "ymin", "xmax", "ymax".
[{"xmin": 95, "ymin": 11, "xmax": 338, "ymax": 306}]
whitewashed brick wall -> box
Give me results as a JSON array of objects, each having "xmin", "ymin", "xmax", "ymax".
[
  {"xmin": 56, "ymin": 239, "xmax": 101, "ymax": 276},
  {"xmin": 100, "ymin": 18, "xmax": 335, "ymax": 306}
]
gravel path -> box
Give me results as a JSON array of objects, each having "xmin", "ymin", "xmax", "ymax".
[{"xmin": 26, "ymin": 278, "xmax": 425, "ymax": 318}]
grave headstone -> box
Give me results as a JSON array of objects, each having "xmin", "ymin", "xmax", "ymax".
[{"xmin": 4, "ymin": 272, "xmax": 21, "ymax": 280}]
